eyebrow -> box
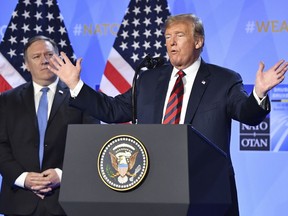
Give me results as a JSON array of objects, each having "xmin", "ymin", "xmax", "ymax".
[{"xmin": 165, "ymin": 30, "xmax": 185, "ymax": 35}]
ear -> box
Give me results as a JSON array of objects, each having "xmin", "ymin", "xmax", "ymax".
[
  {"xmin": 25, "ymin": 61, "xmax": 31, "ymax": 72},
  {"xmin": 195, "ymin": 36, "xmax": 204, "ymax": 50}
]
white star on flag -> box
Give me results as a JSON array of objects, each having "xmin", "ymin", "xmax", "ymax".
[
  {"xmin": 0, "ymin": 0, "xmax": 75, "ymax": 92},
  {"xmin": 99, "ymin": 0, "xmax": 171, "ymax": 96}
]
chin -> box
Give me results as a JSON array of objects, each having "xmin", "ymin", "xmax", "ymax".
[
  {"xmin": 170, "ymin": 60, "xmax": 179, "ymax": 66},
  {"xmin": 172, "ymin": 62, "xmax": 183, "ymax": 69}
]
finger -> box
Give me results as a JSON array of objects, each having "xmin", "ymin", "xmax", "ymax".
[
  {"xmin": 51, "ymin": 54, "xmax": 63, "ymax": 67},
  {"xmin": 27, "ymin": 172, "xmax": 43, "ymax": 178},
  {"xmin": 41, "ymin": 169, "xmax": 52, "ymax": 176},
  {"xmin": 30, "ymin": 175, "xmax": 52, "ymax": 183},
  {"xmin": 48, "ymin": 57, "xmax": 61, "ymax": 74},
  {"xmin": 47, "ymin": 64, "xmax": 57, "ymax": 75},
  {"xmin": 31, "ymin": 182, "xmax": 51, "ymax": 191},
  {"xmin": 53, "ymin": 53, "xmax": 64, "ymax": 64},
  {"xmin": 38, "ymin": 187, "xmax": 52, "ymax": 193},
  {"xmin": 60, "ymin": 51, "xmax": 70, "ymax": 65},
  {"xmin": 26, "ymin": 175, "xmax": 45, "ymax": 186},
  {"xmin": 76, "ymin": 58, "xmax": 83, "ymax": 71},
  {"xmin": 29, "ymin": 175, "xmax": 49, "ymax": 181},
  {"xmin": 276, "ymin": 62, "xmax": 288, "ymax": 74},
  {"xmin": 273, "ymin": 59, "xmax": 286, "ymax": 71},
  {"xmin": 35, "ymin": 193, "xmax": 45, "ymax": 199}
]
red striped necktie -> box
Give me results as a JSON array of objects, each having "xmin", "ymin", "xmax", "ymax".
[{"xmin": 163, "ymin": 70, "xmax": 185, "ymax": 124}]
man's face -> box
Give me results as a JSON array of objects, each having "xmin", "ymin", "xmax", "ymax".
[
  {"xmin": 25, "ymin": 40, "xmax": 57, "ymax": 86},
  {"xmin": 165, "ymin": 21, "xmax": 202, "ymax": 70}
]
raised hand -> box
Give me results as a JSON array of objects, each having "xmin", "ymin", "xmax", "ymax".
[
  {"xmin": 254, "ymin": 59, "xmax": 288, "ymax": 98},
  {"xmin": 48, "ymin": 51, "xmax": 82, "ymax": 89}
]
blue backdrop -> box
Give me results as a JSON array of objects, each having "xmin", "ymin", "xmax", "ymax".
[{"xmin": 0, "ymin": 0, "xmax": 287, "ymax": 215}]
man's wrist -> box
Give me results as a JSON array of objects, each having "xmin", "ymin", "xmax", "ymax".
[{"xmin": 70, "ymin": 80, "xmax": 84, "ymax": 98}]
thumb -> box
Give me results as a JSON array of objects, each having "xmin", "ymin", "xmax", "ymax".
[
  {"xmin": 257, "ymin": 61, "xmax": 265, "ymax": 76},
  {"xmin": 76, "ymin": 58, "xmax": 82, "ymax": 72}
]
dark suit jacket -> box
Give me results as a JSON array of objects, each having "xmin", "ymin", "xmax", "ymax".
[
  {"xmin": 69, "ymin": 59, "xmax": 270, "ymax": 213},
  {"xmin": 71, "ymin": 60, "xmax": 269, "ymax": 158},
  {"xmin": 0, "ymin": 80, "xmax": 99, "ymax": 215}
]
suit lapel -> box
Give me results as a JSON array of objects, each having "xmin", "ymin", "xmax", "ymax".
[
  {"xmin": 184, "ymin": 60, "xmax": 211, "ymax": 124},
  {"xmin": 154, "ymin": 65, "xmax": 173, "ymax": 123},
  {"xmin": 21, "ymin": 82, "xmax": 38, "ymax": 128},
  {"xmin": 48, "ymin": 81, "xmax": 69, "ymax": 124}
]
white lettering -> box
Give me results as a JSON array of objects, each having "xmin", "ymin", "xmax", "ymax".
[
  {"xmin": 241, "ymin": 122, "xmax": 268, "ymax": 131},
  {"xmin": 241, "ymin": 138, "xmax": 268, "ymax": 147}
]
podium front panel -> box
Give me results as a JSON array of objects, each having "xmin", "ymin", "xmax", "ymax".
[{"xmin": 59, "ymin": 124, "xmax": 230, "ymax": 216}]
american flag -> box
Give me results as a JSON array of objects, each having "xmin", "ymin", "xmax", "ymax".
[
  {"xmin": 99, "ymin": 0, "xmax": 171, "ymax": 96},
  {"xmin": 0, "ymin": 0, "xmax": 75, "ymax": 92}
]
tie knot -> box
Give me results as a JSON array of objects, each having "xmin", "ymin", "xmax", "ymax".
[
  {"xmin": 41, "ymin": 87, "xmax": 49, "ymax": 93},
  {"xmin": 177, "ymin": 70, "xmax": 185, "ymax": 78}
]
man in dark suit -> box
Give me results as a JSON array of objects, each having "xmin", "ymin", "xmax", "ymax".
[
  {"xmin": 0, "ymin": 35, "xmax": 99, "ymax": 216},
  {"xmin": 48, "ymin": 14, "xmax": 288, "ymax": 216}
]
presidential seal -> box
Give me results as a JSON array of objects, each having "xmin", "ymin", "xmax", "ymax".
[{"xmin": 98, "ymin": 135, "xmax": 149, "ymax": 191}]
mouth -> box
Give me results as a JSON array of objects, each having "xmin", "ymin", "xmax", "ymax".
[
  {"xmin": 170, "ymin": 49, "xmax": 177, "ymax": 55},
  {"xmin": 41, "ymin": 67, "xmax": 50, "ymax": 71}
]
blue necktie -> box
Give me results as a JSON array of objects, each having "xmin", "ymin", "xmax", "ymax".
[{"xmin": 37, "ymin": 87, "xmax": 49, "ymax": 169}]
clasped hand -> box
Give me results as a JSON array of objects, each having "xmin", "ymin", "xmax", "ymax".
[{"xmin": 24, "ymin": 169, "xmax": 60, "ymax": 199}]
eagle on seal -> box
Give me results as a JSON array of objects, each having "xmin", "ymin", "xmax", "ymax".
[{"xmin": 109, "ymin": 151, "xmax": 138, "ymax": 179}]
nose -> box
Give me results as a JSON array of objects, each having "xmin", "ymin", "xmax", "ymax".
[
  {"xmin": 170, "ymin": 36, "xmax": 176, "ymax": 46},
  {"xmin": 41, "ymin": 54, "xmax": 50, "ymax": 64}
]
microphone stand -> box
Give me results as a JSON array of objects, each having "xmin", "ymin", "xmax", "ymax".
[
  {"xmin": 131, "ymin": 65, "xmax": 141, "ymax": 124},
  {"xmin": 131, "ymin": 55, "xmax": 164, "ymax": 124},
  {"xmin": 132, "ymin": 55, "xmax": 151, "ymax": 124},
  {"xmin": 131, "ymin": 66, "xmax": 142, "ymax": 124}
]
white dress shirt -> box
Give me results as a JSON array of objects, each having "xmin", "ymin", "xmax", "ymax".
[{"xmin": 162, "ymin": 57, "xmax": 201, "ymax": 124}]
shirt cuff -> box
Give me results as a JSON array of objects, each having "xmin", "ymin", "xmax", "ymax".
[
  {"xmin": 55, "ymin": 168, "xmax": 62, "ymax": 181},
  {"xmin": 14, "ymin": 172, "xmax": 28, "ymax": 188},
  {"xmin": 253, "ymin": 87, "xmax": 267, "ymax": 105},
  {"xmin": 70, "ymin": 80, "xmax": 84, "ymax": 98}
]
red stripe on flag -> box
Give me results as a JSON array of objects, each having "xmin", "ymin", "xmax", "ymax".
[
  {"xmin": 104, "ymin": 61, "xmax": 131, "ymax": 93},
  {"xmin": 0, "ymin": 75, "xmax": 12, "ymax": 92}
]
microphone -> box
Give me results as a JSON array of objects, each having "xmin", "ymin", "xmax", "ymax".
[{"xmin": 137, "ymin": 55, "xmax": 165, "ymax": 70}]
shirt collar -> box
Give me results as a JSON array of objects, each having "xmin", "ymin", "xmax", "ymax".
[
  {"xmin": 33, "ymin": 77, "xmax": 59, "ymax": 95},
  {"xmin": 172, "ymin": 56, "xmax": 201, "ymax": 77}
]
